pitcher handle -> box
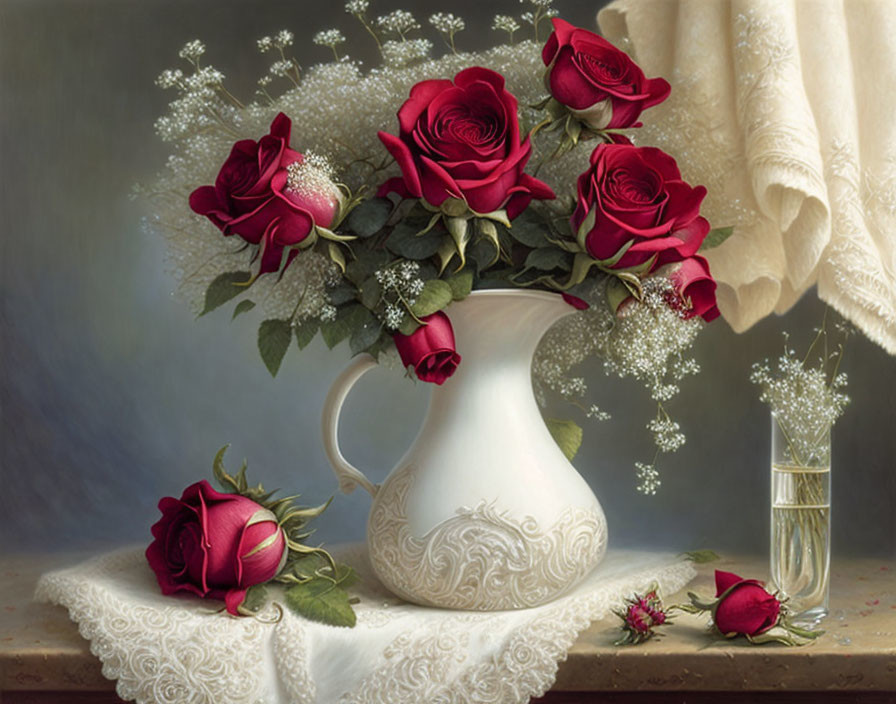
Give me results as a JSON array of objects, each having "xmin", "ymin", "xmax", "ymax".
[{"xmin": 321, "ymin": 353, "xmax": 380, "ymax": 496}]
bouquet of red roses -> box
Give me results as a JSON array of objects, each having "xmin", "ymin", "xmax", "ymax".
[{"xmin": 147, "ymin": 1, "xmax": 731, "ymax": 493}]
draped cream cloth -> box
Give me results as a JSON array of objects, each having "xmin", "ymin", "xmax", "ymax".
[{"xmin": 598, "ymin": 0, "xmax": 896, "ymax": 353}]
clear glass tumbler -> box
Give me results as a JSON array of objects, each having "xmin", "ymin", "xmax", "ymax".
[{"xmin": 770, "ymin": 414, "xmax": 831, "ymax": 625}]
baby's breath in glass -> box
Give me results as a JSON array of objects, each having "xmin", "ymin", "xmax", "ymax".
[{"xmin": 751, "ymin": 315, "xmax": 851, "ymax": 466}]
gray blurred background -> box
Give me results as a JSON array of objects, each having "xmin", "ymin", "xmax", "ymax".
[{"xmin": 1, "ymin": 0, "xmax": 894, "ymax": 561}]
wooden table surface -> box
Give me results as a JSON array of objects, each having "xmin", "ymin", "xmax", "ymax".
[{"xmin": 2, "ymin": 552, "xmax": 894, "ymax": 703}]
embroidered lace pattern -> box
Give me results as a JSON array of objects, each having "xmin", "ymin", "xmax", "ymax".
[
  {"xmin": 35, "ymin": 546, "xmax": 695, "ymax": 704},
  {"xmin": 367, "ymin": 464, "xmax": 608, "ymax": 610}
]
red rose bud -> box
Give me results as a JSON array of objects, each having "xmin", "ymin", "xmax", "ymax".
[
  {"xmin": 615, "ymin": 586, "xmax": 671, "ymax": 645},
  {"xmin": 393, "ymin": 311, "xmax": 461, "ymax": 385},
  {"xmin": 713, "ymin": 570, "xmax": 781, "ymax": 637},
  {"xmin": 146, "ymin": 480, "xmax": 287, "ymax": 615},
  {"xmin": 542, "ymin": 18, "xmax": 670, "ymax": 130},
  {"xmin": 572, "ymin": 143, "xmax": 710, "ymax": 272},
  {"xmin": 377, "ymin": 67, "xmax": 554, "ymax": 219},
  {"xmin": 655, "ymin": 255, "xmax": 720, "ymax": 322},
  {"xmin": 190, "ymin": 113, "xmax": 340, "ymax": 275}
]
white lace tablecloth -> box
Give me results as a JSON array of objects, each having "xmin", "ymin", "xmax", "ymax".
[{"xmin": 34, "ymin": 545, "xmax": 696, "ymax": 704}]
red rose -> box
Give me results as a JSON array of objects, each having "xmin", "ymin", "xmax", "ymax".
[
  {"xmin": 393, "ymin": 311, "xmax": 461, "ymax": 385},
  {"xmin": 651, "ymin": 255, "xmax": 720, "ymax": 322},
  {"xmin": 190, "ymin": 113, "xmax": 340, "ymax": 274},
  {"xmin": 713, "ymin": 570, "xmax": 781, "ymax": 636},
  {"xmin": 377, "ymin": 67, "xmax": 554, "ymax": 219},
  {"xmin": 542, "ymin": 18, "xmax": 670, "ymax": 130},
  {"xmin": 572, "ymin": 143, "xmax": 710, "ymax": 271},
  {"xmin": 146, "ymin": 480, "xmax": 287, "ymax": 614}
]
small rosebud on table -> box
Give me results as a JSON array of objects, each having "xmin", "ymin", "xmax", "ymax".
[
  {"xmin": 679, "ymin": 569, "xmax": 824, "ymax": 646},
  {"xmin": 614, "ymin": 584, "xmax": 672, "ymax": 645}
]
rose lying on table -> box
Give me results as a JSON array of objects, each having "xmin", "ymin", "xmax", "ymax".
[
  {"xmin": 146, "ymin": 446, "xmax": 358, "ymax": 627},
  {"xmin": 615, "ymin": 568, "xmax": 822, "ymax": 647}
]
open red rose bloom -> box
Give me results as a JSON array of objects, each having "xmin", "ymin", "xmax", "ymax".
[
  {"xmin": 572, "ymin": 143, "xmax": 719, "ymax": 321},
  {"xmin": 377, "ymin": 67, "xmax": 554, "ymax": 219},
  {"xmin": 190, "ymin": 113, "xmax": 340, "ymax": 274},
  {"xmin": 542, "ymin": 18, "xmax": 670, "ymax": 130}
]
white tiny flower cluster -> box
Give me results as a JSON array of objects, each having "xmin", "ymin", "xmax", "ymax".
[
  {"xmin": 178, "ymin": 40, "xmax": 206, "ymax": 62},
  {"xmin": 635, "ymin": 462, "xmax": 661, "ymax": 495},
  {"xmin": 429, "ymin": 12, "xmax": 464, "ymax": 34},
  {"xmin": 375, "ymin": 260, "xmax": 425, "ymax": 330},
  {"xmin": 586, "ymin": 405, "xmax": 611, "ymax": 421},
  {"xmin": 492, "ymin": 15, "xmax": 521, "ymax": 35},
  {"xmin": 647, "ymin": 418, "xmax": 686, "ymax": 453},
  {"xmin": 382, "ymin": 39, "xmax": 433, "ymax": 67},
  {"xmin": 314, "ymin": 29, "xmax": 346, "ymax": 48},
  {"xmin": 269, "ymin": 60, "xmax": 294, "ymax": 78},
  {"xmin": 154, "ymin": 45, "xmax": 236, "ymax": 142},
  {"xmin": 286, "ymin": 152, "xmax": 338, "ymax": 204},
  {"xmin": 533, "ymin": 276, "xmax": 703, "ymax": 493},
  {"xmin": 155, "ymin": 68, "xmax": 184, "ymax": 89},
  {"xmin": 319, "ymin": 305, "xmax": 338, "ymax": 322},
  {"xmin": 522, "ymin": 0, "xmax": 555, "ymax": 8},
  {"xmin": 751, "ymin": 342, "xmax": 849, "ymax": 466},
  {"xmin": 257, "ymin": 31, "xmax": 294, "ymax": 53},
  {"xmin": 376, "ymin": 10, "xmax": 420, "ymax": 37},
  {"xmin": 345, "ymin": 0, "xmax": 369, "ymax": 15}
]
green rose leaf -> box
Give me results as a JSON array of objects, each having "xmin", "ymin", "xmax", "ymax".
[
  {"xmin": 469, "ymin": 238, "xmax": 499, "ymax": 274},
  {"xmin": 345, "ymin": 248, "xmax": 389, "ymax": 287},
  {"xmin": 397, "ymin": 315, "xmax": 420, "ymax": 336},
  {"xmin": 239, "ymin": 584, "xmax": 268, "ymax": 614},
  {"xmin": 700, "ymin": 226, "xmax": 734, "ymax": 251},
  {"xmin": 386, "ymin": 221, "xmax": 443, "ymax": 260},
  {"xmin": 320, "ymin": 304, "xmax": 368, "ymax": 349},
  {"xmin": 328, "ymin": 282, "xmax": 357, "ymax": 306},
  {"xmin": 524, "ymin": 247, "xmax": 570, "ymax": 271},
  {"xmin": 410, "ymin": 279, "xmax": 453, "ymax": 318},
  {"xmin": 201, "ymin": 271, "xmax": 252, "ymax": 316},
  {"xmin": 445, "ymin": 270, "xmax": 473, "ymax": 300},
  {"xmin": 507, "ymin": 211, "xmax": 549, "ymax": 248},
  {"xmin": 349, "ymin": 308, "xmax": 382, "ymax": 355},
  {"xmin": 682, "ymin": 549, "xmax": 720, "ymax": 564},
  {"xmin": 284, "ymin": 576, "xmax": 357, "ymax": 628},
  {"xmin": 232, "ymin": 299, "xmax": 256, "ymax": 320},
  {"xmin": 345, "ymin": 197, "xmax": 392, "ymax": 238},
  {"xmin": 258, "ymin": 319, "xmax": 293, "ymax": 376},
  {"xmin": 545, "ymin": 418, "xmax": 583, "ymax": 460},
  {"xmin": 359, "ymin": 276, "xmax": 381, "ymax": 310},
  {"xmin": 294, "ymin": 318, "xmax": 319, "ymax": 350}
]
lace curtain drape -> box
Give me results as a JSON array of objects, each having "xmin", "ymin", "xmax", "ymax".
[{"xmin": 598, "ymin": 0, "xmax": 896, "ymax": 354}]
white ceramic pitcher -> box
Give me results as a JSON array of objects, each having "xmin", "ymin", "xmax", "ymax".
[{"xmin": 322, "ymin": 289, "xmax": 607, "ymax": 610}]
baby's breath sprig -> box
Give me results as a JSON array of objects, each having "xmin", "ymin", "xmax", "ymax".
[
  {"xmin": 345, "ymin": 0, "xmax": 384, "ymax": 54},
  {"xmin": 314, "ymin": 29, "xmax": 347, "ymax": 61},
  {"xmin": 429, "ymin": 13, "xmax": 465, "ymax": 54},
  {"xmin": 376, "ymin": 10, "xmax": 421, "ymax": 40},
  {"xmin": 520, "ymin": 0, "xmax": 558, "ymax": 43},
  {"xmin": 258, "ymin": 30, "xmax": 302, "ymax": 88},
  {"xmin": 374, "ymin": 260, "xmax": 425, "ymax": 330},
  {"xmin": 154, "ymin": 41, "xmax": 243, "ymax": 141},
  {"xmin": 492, "ymin": 15, "xmax": 521, "ymax": 44}
]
